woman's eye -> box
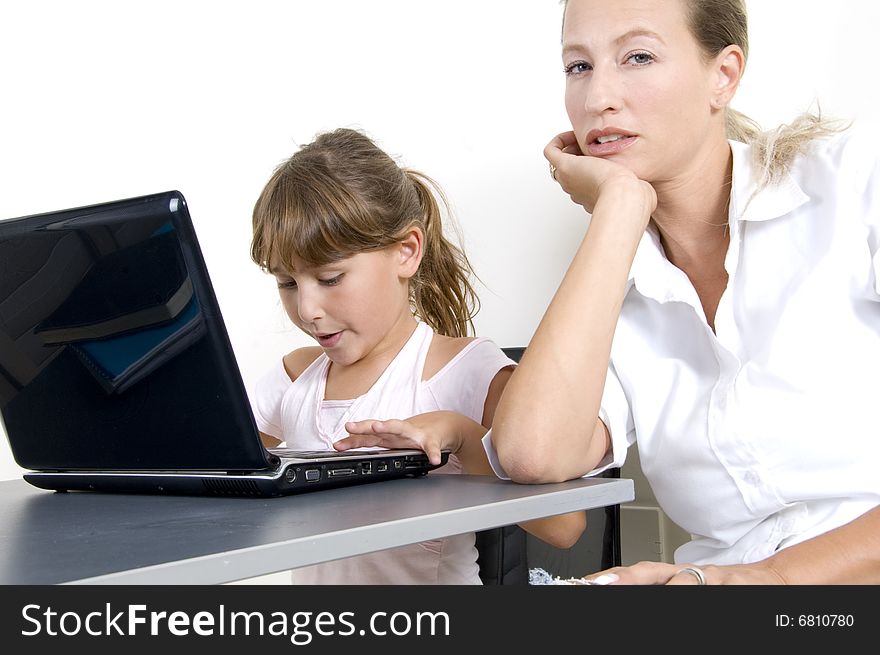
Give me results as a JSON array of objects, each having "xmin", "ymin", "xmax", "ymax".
[
  {"xmin": 627, "ymin": 51, "xmax": 654, "ymax": 66},
  {"xmin": 276, "ymin": 279, "xmax": 297, "ymax": 290},
  {"xmin": 320, "ymin": 274, "xmax": 343, "ymax": 286},
  {"xmin": 563, "ymin": 61, "xmax": 592, "ymax": 76}
]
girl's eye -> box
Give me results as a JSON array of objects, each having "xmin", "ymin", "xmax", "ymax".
[
  {"xmin": 563, "ymin": 61, "xmax": 592, "ymax": 76},
  {"xmin": 276, "ymin": 279, "xmax": 297, "ymax": 290},
  {"xmin": 627, "ymin": 51, "xmax": 654, "ymax": 66},
  {"xmin": 320, "ymin": 274, "xmax": 343, "ymax": 287}
]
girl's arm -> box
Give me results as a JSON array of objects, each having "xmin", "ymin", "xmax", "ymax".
[
  {"xmin": 337, "ymin": 410, "xmax": 585, "ymax": 548},
  {"xmin": 255, "ymin": 347, "xmax": 323, "ymax": 450},
  {"xmin": 260, "ymin": 432, "xmax": 283, "ymax": 448}
]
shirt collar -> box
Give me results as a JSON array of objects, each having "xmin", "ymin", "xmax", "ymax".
[
  {"xmin": 729, "ymin": 139, "xmax": 810, "ymax": 223},
  {"xmin": 628, "ymin": 139, "xmax": 812, "ymax": 297}
]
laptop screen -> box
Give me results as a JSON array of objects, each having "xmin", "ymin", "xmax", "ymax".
[{"xmin": 0, "ymin": 191, "xmax": 272, "ymax": 472}]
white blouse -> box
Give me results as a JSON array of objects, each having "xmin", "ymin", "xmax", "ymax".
[{"xmin": 485, "ymin": 129, "xmax": 880, "ymax": 566}]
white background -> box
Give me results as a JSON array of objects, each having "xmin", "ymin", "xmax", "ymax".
[{"xmin": 1, "ymin": 0, "xmax": 878, "ymax": 480}]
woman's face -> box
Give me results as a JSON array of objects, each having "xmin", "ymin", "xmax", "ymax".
[{"xmin": 562, "ymin": 0, "xmax": 722, "ymax": 183}]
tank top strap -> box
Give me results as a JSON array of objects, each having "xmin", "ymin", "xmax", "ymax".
[
  {"xmin": 296, "ymin": 350, "xmax": 332, "ymax": 396},
  {"xmin": 411, "ymin": 321, "xmax": 434, "ymax": 379},
  {"xmin": 350, "ymin": 321, "xmax": 434, "ymax": 404},
  {"xmin": 373, "ymin": 321, "xmax": 433, "ymax": 390}
]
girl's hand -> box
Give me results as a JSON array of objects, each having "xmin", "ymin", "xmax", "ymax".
[
  {"xmin": 577, "ymin": 561, "xmax": 787, "ymax": 585},
  {"xmin": 544, "ymin": 131, "xmax": 657, "ymax": 217},
  {"xmin": 335, "ymin": 411, "xmax": 473, "ymax": 467}
]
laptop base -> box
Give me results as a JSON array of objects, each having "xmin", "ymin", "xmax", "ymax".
[{"xmin": 23, "ymin": 451, "xmax": 448, "ymax": 497}]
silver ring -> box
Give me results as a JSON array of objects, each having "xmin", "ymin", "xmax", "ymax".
[
  {"xmin": 549, "ymin": 163, "xmax": 558, "ymax": 181},
  {"xmin": 677, "ymin": 566, "xmax": 707, "ymax": 585}
]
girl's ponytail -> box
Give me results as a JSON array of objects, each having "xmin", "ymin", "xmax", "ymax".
[{"xmin": 404, "ymin": 170, "xmax": 479, "ymax": 338}]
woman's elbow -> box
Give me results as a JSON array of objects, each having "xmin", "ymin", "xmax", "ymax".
[{"xmin": 496, "ymin": 440, "xmax": 577, "ymax": 484}]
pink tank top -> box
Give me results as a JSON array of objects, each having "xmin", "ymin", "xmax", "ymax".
[{"xmin": 251, "ymin": 321, "xmax": 514, "ymax": 584}]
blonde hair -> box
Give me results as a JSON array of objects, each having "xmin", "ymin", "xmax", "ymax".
[
  {"xmin": 682, "ymin": 0, "xmax": 846, "ymax": 187},
  {"xmin": 251, "ymin": 128, "xmax": 479, "ymax": 338},
  {"xmin": 561, "ymin": 0, "xmax": 847, "ymax": 188}
]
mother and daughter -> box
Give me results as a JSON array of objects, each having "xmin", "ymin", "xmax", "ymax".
[{"xmin": 251, "ymin": 0, "xmax": 880, "ymax": 585}]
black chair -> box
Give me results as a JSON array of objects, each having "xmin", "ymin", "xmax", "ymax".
[{"xmin": 475, "ymin": 347, "xmax": 621, "ymax": 585}]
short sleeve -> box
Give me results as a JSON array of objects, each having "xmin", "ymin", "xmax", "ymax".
[
  {"xmin": 591, "ymin": 361, "xmax": 634, "ymax": 475},
  {"xmin": 249, "ymin": 359, "xmax": 290, "ymax": 438},
  {"xmin": 481, "ymin": 429, "xmax": 510, "ymax": 480}
]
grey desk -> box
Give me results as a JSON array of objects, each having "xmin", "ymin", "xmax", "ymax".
[{"xmin": 0, "ymin": 475, "xmax": 633, "ymax": 585}]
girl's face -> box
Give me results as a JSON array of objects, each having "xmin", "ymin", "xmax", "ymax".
[
  {"xmin": 562, "ymin": 0, "xmax": 723, "ymax": 183},
  {"xmin": 272, "ymin": 246, "xmax": 415, "ymax": 367}
]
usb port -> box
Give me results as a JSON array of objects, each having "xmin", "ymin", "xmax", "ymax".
[{"xmin": 376, "ymin": 462, "xmax": 388, "ymax": 473}]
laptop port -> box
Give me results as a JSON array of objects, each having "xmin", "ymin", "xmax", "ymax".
[
  {"xmin": 360, "ymin": 462, "xmax": 372, "ymax": 475},
  {"xmin": 304, "ymin": 469, "xmax": 321, "ymax": 482},
  {"xmin": 327, "ymin": 468, "xmax": 356, "ymax": 478},
  {"xmin": 283, "ymin": 467, "xmax": 296, "ymax": 483},
  {"xmin": 376, "ymin": 462, "xmax": 388, "ymax": 473}
]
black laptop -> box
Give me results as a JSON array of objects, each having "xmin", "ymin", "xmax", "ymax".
[{"xmin": 0, "ymin": 190, "xmax": 447, "ymax": 496}]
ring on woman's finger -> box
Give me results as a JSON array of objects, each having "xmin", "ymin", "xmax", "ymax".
[
  {"xmin": 677, "ymin": 566, "xmax": 707, "ymax": 585},
  {"xmin": 549, "ymin": 163, "xmax": 558, "ymax": 181}
]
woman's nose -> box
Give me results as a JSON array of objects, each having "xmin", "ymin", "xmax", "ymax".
[{"xmin": 583, "ymin": 65, "xmax": 622, "ymax": 115}]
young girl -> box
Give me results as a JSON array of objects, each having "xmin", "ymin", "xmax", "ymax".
[{"xmin": 250, "ymin": 127, "xmax": 584, "ymax": 584}]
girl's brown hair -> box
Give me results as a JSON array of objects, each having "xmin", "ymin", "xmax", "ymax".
[{"xmin": 251, "ymin": 128, "xmax": 479, "ymax": 338}]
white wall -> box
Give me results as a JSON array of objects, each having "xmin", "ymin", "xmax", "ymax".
[{"xmin": 1, "ymin": 0, "xmax": 878, "ymax": 481}]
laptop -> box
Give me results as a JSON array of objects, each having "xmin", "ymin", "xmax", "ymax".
[{"xmin": 0, "ymin": 190, "xmax": 447, "ymax": 497}]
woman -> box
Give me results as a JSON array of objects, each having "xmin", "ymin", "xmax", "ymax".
[{"xmin": 487, "ymin": 0, "xmax": 880, "ymax": 584}]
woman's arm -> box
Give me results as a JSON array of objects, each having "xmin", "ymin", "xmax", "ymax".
[
  {"xmin": 584, "ymin": 505, "xmax": 880, "ymax": 585},
  {"xmin": 490, "ymin": 133, "xmax": 656, "ymax": 483},
  {"xmin": 752, "ymin": 504, "xmax": 880, "ymax": 585},
  {"xmin": 480, "ymin": 359, "xmax": 588, "ymax": 547}
]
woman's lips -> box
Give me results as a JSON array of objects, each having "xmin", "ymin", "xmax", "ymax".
[
  {"xmin": 316, "ymin": 331, "xmax": 342, "ymax": 348},
  {"xmin": 586, "ymin": 134, "xmax": 637, "ymax": 157}
]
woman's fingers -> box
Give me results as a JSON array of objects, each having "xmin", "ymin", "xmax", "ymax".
[{"xmin": 581, "ymin": 561, "xmax": 683, "ymax": 585}]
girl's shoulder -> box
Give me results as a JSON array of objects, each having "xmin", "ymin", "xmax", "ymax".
[
  {"xmin": 423, "ymin": 334, "xmax": 514, "ymax": 382},
  {"xmin": 281, "ymin": 346, "xmax": 324, "ymax": 382},
  {"xmin": 423, "ymin": 335, "xmax": 475, "ymax": 380}
]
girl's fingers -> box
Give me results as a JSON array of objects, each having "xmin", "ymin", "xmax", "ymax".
[{"xmin": 344, "ymin": 419, "xmax": 379, "ymax": 434}]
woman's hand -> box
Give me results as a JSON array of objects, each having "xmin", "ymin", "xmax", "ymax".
[
  {"xmin": 576, "ymin": 560, "xmax": 787, "ymax": 585},
  {"xmin": 545, "ymin": 131, "xmax": 657, "ymax": 217},
  {"xmin": 335, "ymin": 411, "xmax": 479, "ymax": 467}
]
